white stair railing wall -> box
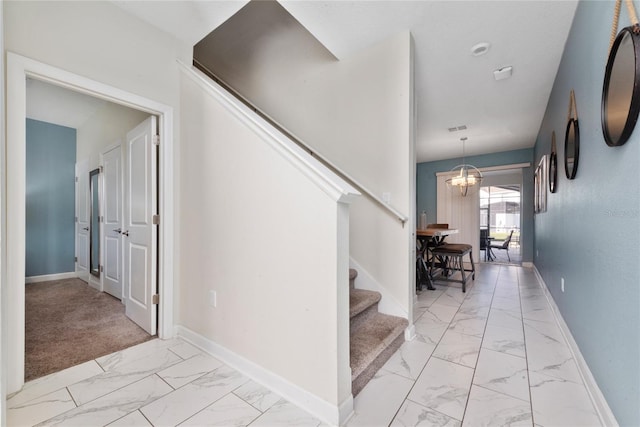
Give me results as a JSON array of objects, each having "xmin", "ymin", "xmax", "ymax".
[{"xmin": 177, "ymin": 63, "xmax": 359, "ymax": 425}]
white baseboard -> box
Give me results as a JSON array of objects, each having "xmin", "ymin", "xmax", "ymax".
[
  {"xmin": 88, "ymin": 275, "xmax": 101, "ymax": 292},
  {"xmin": 175, "ymin": 326, "xmax": 352, "ymax": 426},
  {"xmin": 25, "ymin": 271, "xmax": 77, "ymax": 284},
  {"xmin": 532, "ymin": 266, "xmax": 619, "ymax": 427},
  {"xmin": 349, "ymin": 257, "xmax": 407, "ymax": 319},
  {"xmin": 522, "ymin": 261, "xmax": 533, "ymax": 268},
  {"xmin": 404, "ymin": 324, "xmax": 416, "ymax": 341}
]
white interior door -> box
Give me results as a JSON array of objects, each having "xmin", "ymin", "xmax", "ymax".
[
  {"xmin": 102, "ymin": 144, "xmax": 123, "ymax": 299},
  {"xmin": 124, "ymin": 116, "xmax": 157, "ymax": 335},
  {"xmin": 75, "ymin": 159, "xmax": 89, "ymax": 282},
  {"xmin": 436, "ymin": 173, "xmax": 481, "ymax": 262}
]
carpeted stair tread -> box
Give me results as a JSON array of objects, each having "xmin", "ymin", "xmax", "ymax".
[
  {"xmin": 349, "ymin": 289, "xmax": 381, "ymax": 319},
  {"xmin": 350, "ymin": 312, "xmax": 408, "ymax": 393},
  {"xmin": 348, "ymin": 269, "xmax": 408, "ymax": 396}
]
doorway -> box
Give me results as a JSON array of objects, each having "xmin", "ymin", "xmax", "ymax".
[
  {"xmin": 480, "ymin": 185, "xmax": 522, "ymax": 264},
  {"xmin": 436, "ymin": 163, "xmax": 528, "ymax": 266},
  {"xmin": 5, "ymin": 52, "xmax": 175, "ymax": 395},
  {"xmin": 25, "ymin": 82, "xmax": 158, "ymax": 380}
]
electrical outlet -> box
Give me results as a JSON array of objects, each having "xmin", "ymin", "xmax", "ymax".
[
  {"xmin": 536, "ymin": 249, "xmax": 539, "ymax": 257},
  {"xmin": 209, "ymin": 290, "xmax": 217, "ymax": 307},
  {"xmin": 382, "ymin": 192, "xmax": 391, "ymax": 204},
  {"xmin": 561, "ymin": 278, "xmax": 565, "ymax": 293}
]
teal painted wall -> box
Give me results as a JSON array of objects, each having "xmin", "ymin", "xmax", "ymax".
[
  {"xmin": 26, "ymin": 119, "xmax": 77, "ymax": 277},
  {"xmin": 534, "ymin": 1, "xmax": 639, "ymax": 424},
  {"xmin": 417, "ymin": 148, "xmax": 534, "ymax": 262}
]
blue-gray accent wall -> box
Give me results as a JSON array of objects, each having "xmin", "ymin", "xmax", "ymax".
[
  {"xmin": 417, "ymin": 148, "xmax": 534, "ymax": 262},
  {"xmin": 534, "ymin": 1, "xmax": 639, "ymax": 424},
  {"xmin": 26, "ymin": 119, "xmax": 77, "ymax": 277}
]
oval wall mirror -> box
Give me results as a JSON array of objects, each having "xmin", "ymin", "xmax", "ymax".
[
  {"xmin": 565, "ymin": 118, "xmax": 580, "ymax": 180},
  {"xmin": 602, "ymin": 26, "xmax": 640, "ymax": 146},
  {"xmin": 549, "ymin": 131, "xmax": 558, "ymax": 193},
  {"xmin": 89, "ymin": 168, "xmax": 101, "ymax": 278}
]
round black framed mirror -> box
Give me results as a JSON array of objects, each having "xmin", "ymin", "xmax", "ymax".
[
  {"xmin": 549, "ymin": 131, "xmax": 557, "ymax": 193},
  {"xmin": 565, "ymin": 118, "xmax": 580, "ymax": 180},
  {"xmin": 602, "ymin": 26, "xmax": 640, "ymax": 146}
]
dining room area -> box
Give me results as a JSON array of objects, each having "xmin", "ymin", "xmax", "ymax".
[
  {"xmin": 416, "ymin": 161, "xmax": 528, "ymax": 296},
  {"xmin": 416, "ymin": 158, "xmax": 530, "ymax": 276}
]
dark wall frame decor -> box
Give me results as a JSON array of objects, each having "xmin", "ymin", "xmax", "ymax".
[
  {"xmin": 549, "ymin": 131, "xmax": 558, "ymax": 193},
  {"xmin": 565, "ymin": 90, "xmax": 580, "ymax": 180},
  {"xmin": 602, "ymin": 26, "xmax": 640, "ymax": 146},
  {"xmin": 565, "ymin": 118, "xmax": 580, "ymax": 180}
]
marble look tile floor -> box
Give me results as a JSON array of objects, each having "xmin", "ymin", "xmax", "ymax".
[
  {"xmin": 7, "ymin": 265, "xmax": 601, "ymax": 426},
  {"xmin": 349, "ymin": 264, "xmax": 602, "ymax": 427}
]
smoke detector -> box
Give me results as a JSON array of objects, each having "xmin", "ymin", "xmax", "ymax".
[{"xmin": 494, "ymin": 66, "xmax": 513, "ymax": 81}]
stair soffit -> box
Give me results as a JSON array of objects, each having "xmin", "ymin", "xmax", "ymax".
[{"xmin": 179, "ymin": 62, "xmax": 360, "ymax": 204}]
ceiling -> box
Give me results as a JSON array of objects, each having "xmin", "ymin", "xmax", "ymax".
[
  {"xmin": 26, "ymin": 78, "xmax": 107, "ymax": 129},
  {"xmin": 114, "ymin": 1, "xmax": 578, "ymax": 162}
]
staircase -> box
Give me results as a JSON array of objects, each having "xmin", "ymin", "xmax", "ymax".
[{"xmin": 348, "ymin": 269, "xmax": 408, "ymax": 396}]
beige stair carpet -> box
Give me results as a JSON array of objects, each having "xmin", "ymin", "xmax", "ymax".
[{"xmin": 349, "ymin": 287, "xmax": 408, "ymax": 396}]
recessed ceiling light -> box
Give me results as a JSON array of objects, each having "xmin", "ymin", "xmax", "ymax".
[{"xmin": 471, "ymin": 42, "xmax": 490, "ymax": 56}]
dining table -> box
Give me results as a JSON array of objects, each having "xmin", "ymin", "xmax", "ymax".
[{"xmin": 416, "ymin": 228, "xmax": 459, "ymax": 290}]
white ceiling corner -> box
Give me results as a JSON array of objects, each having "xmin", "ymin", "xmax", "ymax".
[{"xmin": 111, "ymin": 0, "xmax": 250, "ymax": 46}]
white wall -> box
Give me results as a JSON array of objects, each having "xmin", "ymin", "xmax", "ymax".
[
  {"xmin": 179, "ymin": 70, "xmax": 354, "ymax": 419},
  {"xmin": 5, "ymin": 1, "xmax": 190, "ymax": 108},
  {"xmin": 1, "ymin": 0, "xmax": 6, "ymax": 423},
  {"xmin": 339, "ymin": 34, "xmax": 413, "ymax": 316},
  {"xmin": 197, "ymin": 20, "xmax": 414, "ymax": 317},
  {"xmin": 77, "ymin": 102, "xmax": 150, "ymax": 171}
]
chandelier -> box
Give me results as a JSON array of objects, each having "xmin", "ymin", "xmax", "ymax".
[{"xmin": 445, "ymin": 137, "xmax": 483, "ymax": 197}]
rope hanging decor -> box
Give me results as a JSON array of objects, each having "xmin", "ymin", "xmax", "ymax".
[
  {"xmin": 567, "ymin": 89, "xmax": 578, "ymax": 123},
  {"xmin": 610, "ymin": 0, "xmax": 640, "ymax": 53}
]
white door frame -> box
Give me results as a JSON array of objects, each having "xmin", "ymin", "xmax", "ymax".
[
  {"xmin": 4, "ymin": 52, "xmax": 175, "ymax": 394},
  {"xmin": 75, "ymin": 159, "xmax": 90, "ymax": 284}
]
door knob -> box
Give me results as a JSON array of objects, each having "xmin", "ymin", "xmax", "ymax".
[
  {"xmin": 114, "ymin": 228, "xmax": 122, "ymax": 234},
  {"xmin": 83, "ymin": 227, "xmax": 89, "ymax": 231},
  {"xmin": 122, "ymin": 230, "xmax": 129, "ymax": 236}
]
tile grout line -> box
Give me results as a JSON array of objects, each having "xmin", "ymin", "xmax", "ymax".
[
  {"xmin": 386, "ymin": 272, "xmax": 486, "ymax": 425},
  {"xmin": 460, "ymin": 264, "xmax": 501, "ymax": 426},
  {"xmin": 518, "ymin": 267, "xmax": 536, "ymax": 425},
  {"xmin": 66, "ymin": 386, "xmax": 79, "ymax": 408}
]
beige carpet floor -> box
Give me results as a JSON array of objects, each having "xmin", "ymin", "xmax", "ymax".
[{"xmin": 25, "ymin": 278, "xmax": 153, "ymax": 381}]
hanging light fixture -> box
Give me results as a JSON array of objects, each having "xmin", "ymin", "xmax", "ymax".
[{"xmin": 446, "ymin": 137, "xmax": 483, "ymax": 197}]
